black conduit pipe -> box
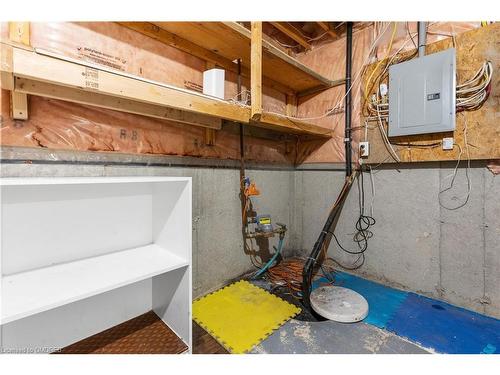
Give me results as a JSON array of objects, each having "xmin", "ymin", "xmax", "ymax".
[
  {"xmin": 302, "ymin": 21, "xmax": 355, "ymax": 311},
  {"xmin": 237, "ymin": 59, "xmax": 247, "ymax": 233},
  {"xmin": 301, "ymin": 172, "xmax": 357, "ymax": 310},
  {"xmin": 237, "ymin": 58, "xmax": 245, "ymax": 172},
  {"xmin": 344, "ymin": 21, "xmax": 353, "ymax": 177}
]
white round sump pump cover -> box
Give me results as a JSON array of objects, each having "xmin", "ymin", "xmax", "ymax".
[{"xmin": 310, "ymin": 286, "xmax": 369, "ymax": 323}]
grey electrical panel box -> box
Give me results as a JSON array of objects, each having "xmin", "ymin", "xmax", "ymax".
[{"xmin": 388, "ymin": 48, "xmax": 456, "ymax": 137}]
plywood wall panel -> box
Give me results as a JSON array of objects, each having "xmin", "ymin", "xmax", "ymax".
[
  {"xmin": 294, "ymin": 22, "xmax": 481, "ymax": 164},
  {"xmin": 363, "ymin": 23, "xmax": 499, "ymax": 164}
]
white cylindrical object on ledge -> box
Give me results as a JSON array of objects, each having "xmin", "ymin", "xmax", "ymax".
[{"xmin": 203, "ymin": 68, "xmax": 225, "ymax": 99}]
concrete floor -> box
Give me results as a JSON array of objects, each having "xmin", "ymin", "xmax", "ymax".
[
  {"xmin": 252, "ymin": 319, "xmax": 430, "ymax": 354},
  {"xmin": 247, "ymin": 279, "xmax": 430, "ymax": 354}
]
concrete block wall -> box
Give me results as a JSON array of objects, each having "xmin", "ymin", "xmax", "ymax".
[
  {"xmin": 296, "ymin": 162, "xmax": 500, "ymax": 319},
  {"xmin": 0, "ymin": 159, "xmax": 296, "ymax": 299},
  {"xmin": 2, "ymin": 149, "xmax": 499, "ymax": 318}
]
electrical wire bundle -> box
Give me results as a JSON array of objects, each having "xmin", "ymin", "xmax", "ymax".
[
  {"xmin": 266, "ymin": 257, "xmax": 336, "ymax": 299},
  {"xmin": 329, "ymin": 169, "xmax": 375, "ymax": 270},
  {"xmin": 267, "ymin": 257, "xmax": 308, "ymax": 298},
  {"xmin": 264, "ymin": 22, "xmax": 394, "ymax": 124},
  {"xmin": 438, "ymin": 112, "xmax": 472, "ymax": 211},
  {"xmin": 363, "ymin": 27, "xmax": 420, "ymax": 162},
  {"xmin": 366, "ymin": 56, "xmax": 493, "ymax": 119},
  {"xmin": 364, "ymin": 40, "xmax": 493, "ymax": 163},
  {"xmin": 456, "ymin": 61, "xmax": 493, "ymax": 112}
]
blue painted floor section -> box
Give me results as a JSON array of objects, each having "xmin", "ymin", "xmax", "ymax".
[
  {"xmin": 387, "ymin": 293, "xmax": 500, "ymax": 354},
  {"xmin": 313, "ymin": 271, "xmax": 500, "ymax": 354}
]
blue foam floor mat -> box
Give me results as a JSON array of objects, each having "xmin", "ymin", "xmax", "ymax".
[
  {"xmin": 312, "ymin": 271, "xmax": 500, "ymax": 354},
  {"xmin": 387, "ymin": 293, "xmax": 500, "ymax": 354}
]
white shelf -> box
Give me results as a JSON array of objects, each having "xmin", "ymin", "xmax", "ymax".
[
  {"xmin": 0, "ymin": 176, "xmax": 189, "ymax": 186},
  {"xmin": 1, "ymin": 244, "xmax": 188, "ymax": 325},
  {"xmin": 1, "ymin": 176, "xmax": 192, "ymax": 351}
]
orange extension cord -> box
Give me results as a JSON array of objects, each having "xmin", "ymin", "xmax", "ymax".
[{"xmin": 266, "ymin": 256, "xmax": 336, "ymax": 298}]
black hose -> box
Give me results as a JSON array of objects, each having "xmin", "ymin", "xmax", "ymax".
[{"xmin": 302, "ymin": 172, "xmax": 357, "ymax": 309}]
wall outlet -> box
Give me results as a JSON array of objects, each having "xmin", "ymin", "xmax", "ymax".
[
  {"xmin": 359, "ymin": 141, "xmax": 369, "ymax": 157},
  {"xmin": 442, "ymin": 137, "xmax": 454, "ymax": 150},
  {"xmin": 379, "ymin": 83, "xmax": 388, "ymax": 96}
]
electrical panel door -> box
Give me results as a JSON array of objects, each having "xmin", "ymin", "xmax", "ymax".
[{"xmin": 388, "ymin": 48, "xmax": 456, "ymax": 137}]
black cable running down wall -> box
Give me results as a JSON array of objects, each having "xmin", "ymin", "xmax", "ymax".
[
  {"xmin": 301, "ymin": 172, "xmax": 357, "ymax": 310},
  {"xmin": 237, "ymin": 58, "xmax": 244, "ymax": 166},
  {"xmin": 302, "ymin": 22, "xmax": 355, "ymax": 311},
  {"xmin": 237, "ymin": 59, "xmax": 247, "ymax": 233},
  {"xmin": 344, "ymin": 22, "xmax": 353, "ymax": 177}
]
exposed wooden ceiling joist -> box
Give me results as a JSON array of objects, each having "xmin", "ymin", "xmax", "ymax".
[
  {"xmin": 136, "ymin": 22, "xmax": 336, "ymax": 94},
  {"xmin": 118, "ymin": 22, "xmax": 294, "ymax": 95},
  {"xmin": 316, "ymin": 22, "xmax": 341, "ymax": 39},
  {"xmin": 269, "ymin": 22, "xmax": 311, "ymax": 50}
]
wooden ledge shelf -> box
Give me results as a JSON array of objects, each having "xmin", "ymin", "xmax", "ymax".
[
  {"xmin": 254, "ymin": 112, "xmax": 331, "ymax": 137},
  {"xmin": 132, "ymin": 22, "xmax": 339, "ymax": 95},
  {"xmin": 1, "ymin": 44, "xmax": 331, "ymax": 138}
]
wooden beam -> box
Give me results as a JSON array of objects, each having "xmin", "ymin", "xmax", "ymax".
[
  {"xmin": 10, "ymin": 90, "xmax": 28, "ymax": 120},
  {"xmin": 316, "ymin": 22, "xmax": 340, "ymax": 39},
  {"xmin": 118, "ymin": 22, "xmax": 294, "ymax": 95},
  {"xmin": 9, "ymin": 46, "xmax": 250, "ymax": 123},
  {"xmin": 15, "ymin": 78, "xmax": 222, "ymax": 129},
  {"xmin": 253, "ymin": 112, "xmax": 330, "ymax": 138},
  {"xmin": 222, "ymin": 22, "xmax": 334, "ymax": 94},
  {"xmin": 8, "ymin": 22, "xmax": 30, "ymax": 120},
  {"xmin": 203, "ymin": 127, "xmax": 217, "ymax": 145},
  {"xmin": 2, "ymin": 44, "xmax": 332, "ymax": 138},
  {"xmin": 250, "ymin": 22, "xmax": 263, "ymax": 122},
  {"xmin": 296, "ymin": 79, "xmax": 346, "ymax": 98},
  {"xmin": 8, "ymin": 22, "xmax": 30, "ymax": 45},
  {"xmin": 0, "ymin": 43, "xmax": 14, "ymax": 90},
  {"xmin": 285, "ymin": 94, "xmax": 297, "ymax": 117},
  {"xmin": 269, "ymin": 22, "xmax": 311, "ymax": 50}
]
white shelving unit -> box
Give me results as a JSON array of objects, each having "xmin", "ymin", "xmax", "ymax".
[{"xmin": 0, "ymin": 176, "xmax": 192, "ymax": 353}]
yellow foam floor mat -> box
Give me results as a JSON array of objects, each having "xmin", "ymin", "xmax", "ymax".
[{"xmin": 193, "ymin": 280, "xmax": 301, "ymax": 353}]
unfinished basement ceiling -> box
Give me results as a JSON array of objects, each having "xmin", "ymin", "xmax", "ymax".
[{"xmin": 242, "ymin": 22, "xmax": 372, "ymax": 53}]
